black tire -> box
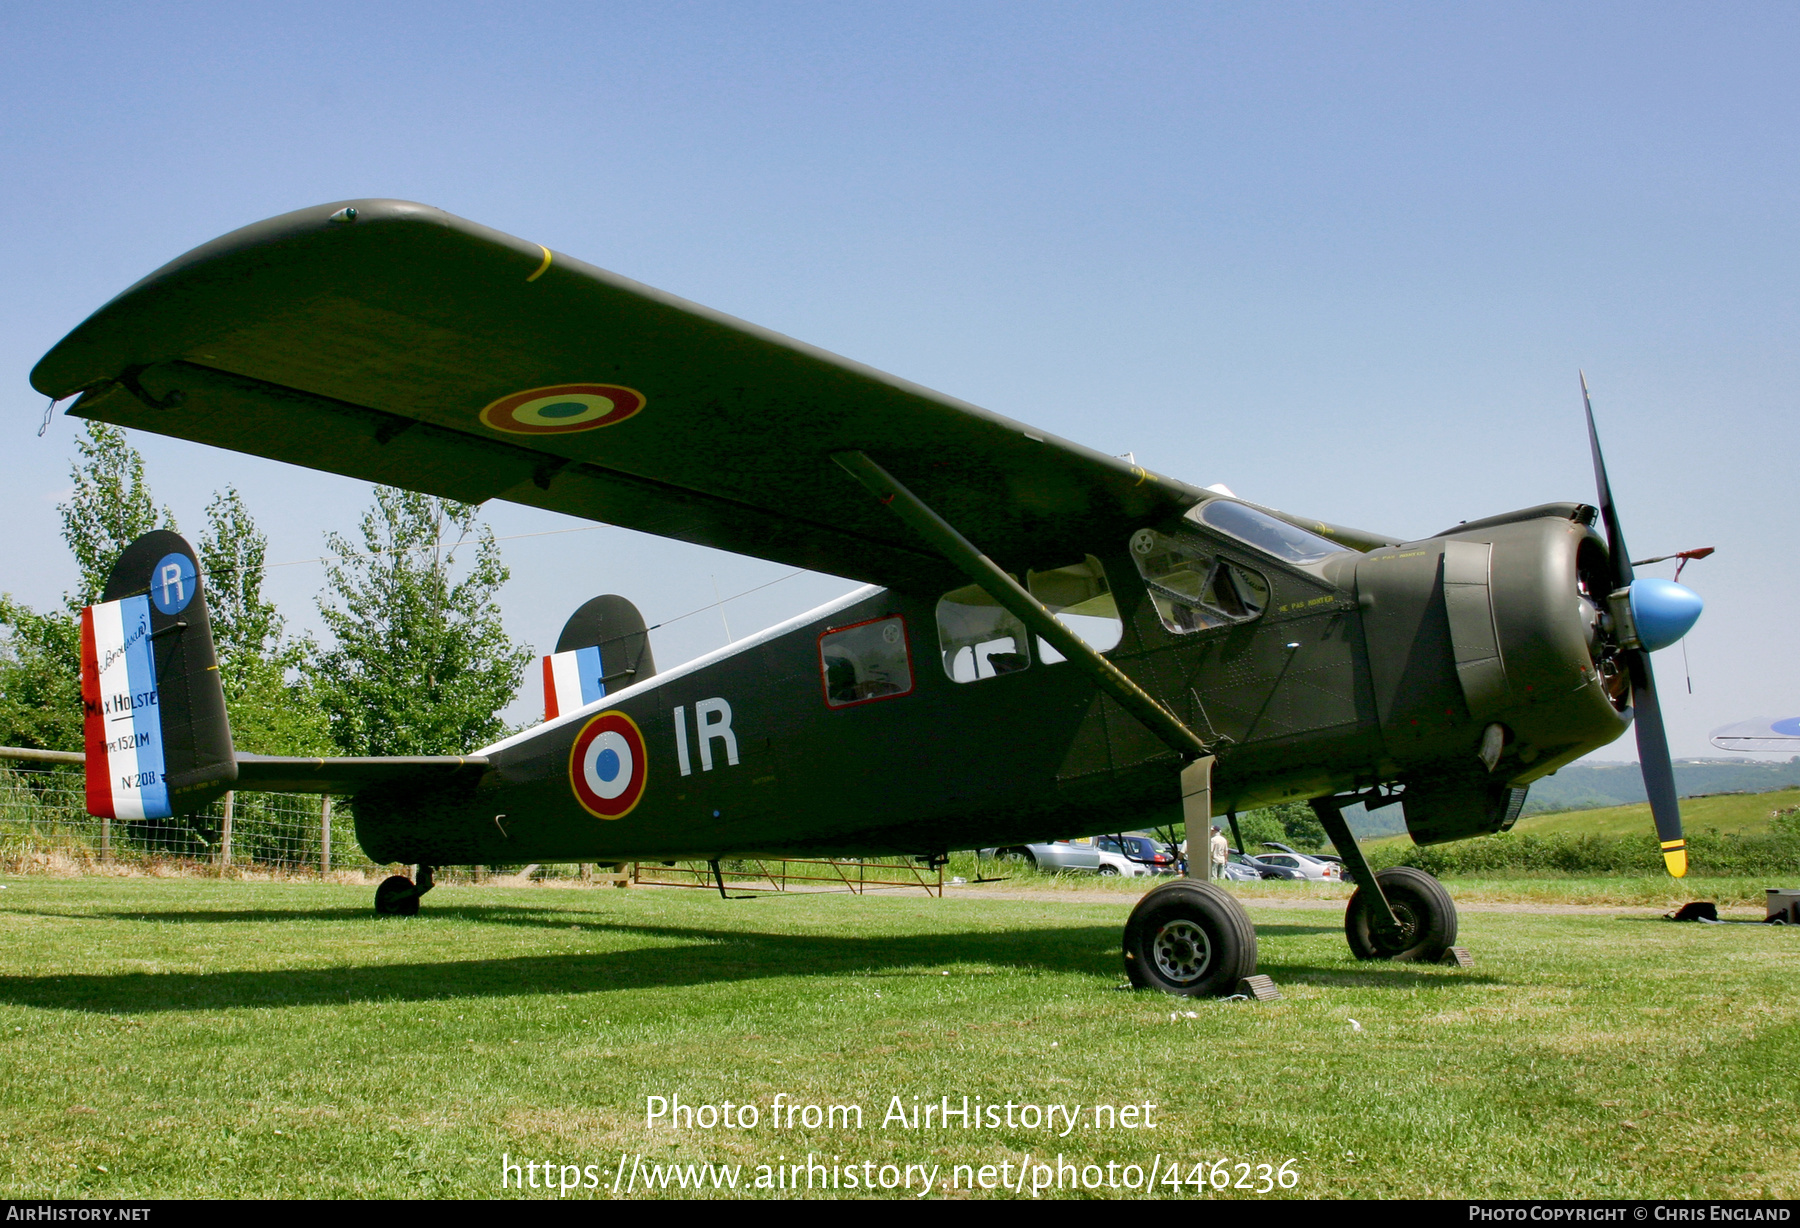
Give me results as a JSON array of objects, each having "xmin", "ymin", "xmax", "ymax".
[
  {"xmin": 375, "ymin": 874, "xmax": 420, "ymax": 917},
  {"xmin": 1344, "ymin": 866, "xmax": 1456, "ymax": 962},
  {"xmin": 1097, "ymin": 864, "xmax": 1121, "ymax": 877},
  {"xmin": 1122, "ymin": 879, "xmax": 1259, "ymax": 997}
]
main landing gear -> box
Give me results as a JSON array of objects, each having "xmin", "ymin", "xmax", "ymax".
[
  {"xmin": 1123, "ymin": 755, "xmax": 1262, "ymax": 997},
  {"xmin": 1311, "ymin": 797, "xmax": 1458, "ymax": 963},
  {"xmin": 1122, "ymin": 879, "xmax": 1260, "ymax": 997},
  {"xmin": 375, "ymin": 864, "xmax": 436, "ymax": 916}
]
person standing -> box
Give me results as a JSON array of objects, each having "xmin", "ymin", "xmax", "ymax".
[{"xmin": 1209, "ymin": 825, "xmax": 1229, "ymax": 880}]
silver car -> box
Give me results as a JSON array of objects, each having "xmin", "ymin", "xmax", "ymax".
[
  {"xmin": 1255, "ymin": 845, "xmax": 1345, "ymax": 882},
  {"xmin": 1095, "ymin": 833, "xmax": 1180, "ymax": 876},
  {"xmin": 980, "ymin": 841, "xmax": 1101, "ymax": 873}
]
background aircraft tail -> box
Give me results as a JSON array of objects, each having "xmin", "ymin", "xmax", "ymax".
[
  {"xmin": 541, "ymin": 594, "xmax": 657, "ymax": 720},
  {"xmin": 79, "ymin": 530, "xmax": 236, "ymax": 818}
]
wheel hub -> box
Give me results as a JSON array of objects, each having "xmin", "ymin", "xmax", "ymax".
[
  {"xmin": 1373, "ymin": 901, "xmax": 1420, "ymax": 953},
  {"xmin": 1152, "ymin": 919, "xmax": 1213, "ymax": 983}
]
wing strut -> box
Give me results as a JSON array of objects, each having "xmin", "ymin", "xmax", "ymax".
[{"xmin": 832, "ymin": 450, "xmax": 1211, "ymax": 763}]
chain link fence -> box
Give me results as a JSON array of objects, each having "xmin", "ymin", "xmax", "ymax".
[
  {"xmin": 0, "ymin": 762, "xmax": 382, "ymax": 876},
  {"xmin": 0, "ymin": 763, "xmax": 958, "ymax": 894}
]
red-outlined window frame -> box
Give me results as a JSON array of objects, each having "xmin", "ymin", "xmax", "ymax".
[{"xmin": 816, "ymin": 614, "xmax": 916, "ymax": 710}]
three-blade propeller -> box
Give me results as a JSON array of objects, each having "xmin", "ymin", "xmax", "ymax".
[{"xmin": 1581, "ymin": 372, "xmax": 1692, "ymax": 877}]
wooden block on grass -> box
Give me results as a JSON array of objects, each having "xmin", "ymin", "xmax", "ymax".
[{"xmin": 1236, "ymin": 975, "xmax": 1282, "ymax": 1002}]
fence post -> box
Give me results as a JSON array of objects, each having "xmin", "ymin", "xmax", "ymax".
[
  {"xmin": 219, "ymin": 791, "xmax": 234, "ymax": 874},
  {"xmin": 101, "ymin": 815, "xmax": 110, "ymax": 864},
  {"xmin": 320, "ymin": 795, "xmax": 332, "ymax": 877}
]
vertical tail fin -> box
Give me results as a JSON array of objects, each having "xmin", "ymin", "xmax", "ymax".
[{"xmin": 80, "ymin": 530, "xmax": 235, "ymax": 818}]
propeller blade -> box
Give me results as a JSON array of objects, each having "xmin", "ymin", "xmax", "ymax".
[
  {"xmin": 1580, "ymin": 371, "xmax": 1635, "ymax": 590},
  {"xmin": 1626, "ymin": 647, "xmax": 1686, "ymax": 876},
  {"xmin": 1583, "ymin": 372, "xmax": 1684, "ymax": 877}
]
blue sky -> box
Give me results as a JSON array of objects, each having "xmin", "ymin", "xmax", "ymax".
[{"xmin": 2, "ymin": 3, "xmax": 1795, "ymax": 755}]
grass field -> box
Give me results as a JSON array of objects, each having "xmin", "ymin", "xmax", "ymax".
[{"xmin": 0, "ymin": 875, "xmax": 1795, "ymax": 1200}]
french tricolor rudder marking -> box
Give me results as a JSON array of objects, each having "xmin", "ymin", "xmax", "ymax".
[
  {"xmin": 543, "ymin": 644, "xmax": 606, "ymax": 722},
  {"xmin": 79, "ymin": 595, "xmax": 171, "ymax": 820}
]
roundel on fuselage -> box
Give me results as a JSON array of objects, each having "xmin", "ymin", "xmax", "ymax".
[{"xmin": 569, "ymin": 709, "xmax": 647, "ymax": 820}]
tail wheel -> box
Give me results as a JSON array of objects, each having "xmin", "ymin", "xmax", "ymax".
[
  {"xmin": 375, "ymin": 874, "xmax": 420, "ymax": 917},
  {"xmin": 1344, "ymin": 866, "xmax": 1457, "ymax": 962},
  {"xmin": 1123, "ymin": 879, "xmax": 1259, "ymax": 997}
]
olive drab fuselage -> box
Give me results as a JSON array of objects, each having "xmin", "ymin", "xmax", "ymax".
[{"xmin": 349, "ymin": 501, "xmax": 1627, "ymax": 867}]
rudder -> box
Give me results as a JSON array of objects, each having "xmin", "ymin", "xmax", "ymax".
[{"xmin": 80, "ymin": 530, "xmax": 235, "ymax": 818}]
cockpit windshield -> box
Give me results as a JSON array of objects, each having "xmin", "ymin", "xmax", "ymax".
[{"xmin": 1192, "ymin": 501, "xmax": 1347, "ymax": 567}]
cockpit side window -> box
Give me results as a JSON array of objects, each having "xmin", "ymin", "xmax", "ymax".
[
  {"xmin": 1129, "ymin": 527, "xmax": 1270, "ymax": 636},
  {"xmin": 1192, "ymin": 500, "xmax": 1346, "ymax": 566},
  {"xmin": 1027, "ymin": 556, "xmax": 1123, "ymax": 663},
  {"xmin": 936, "ymin": 585, "xmax": 1030, "ymax": 682}
]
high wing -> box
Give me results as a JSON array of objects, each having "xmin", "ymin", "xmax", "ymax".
[{"xmin": 32, "ymin": 200, "xmax": 1200, "ymax": 589}]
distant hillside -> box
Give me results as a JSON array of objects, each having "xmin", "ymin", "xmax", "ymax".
[
  {"xmin": 1336, "ymin": 757, "xmax": 1800, "ymax": 842},
  {"xmin": 1511, "ymin": 787, "xmax": 1799, "ymax": 838},
  {"xmin": 1364, "ymin": 786, "xmax": 1800, "ymax": 849},
  {"xmin": 1522, "ymin": 757, "xmax": 1800, "ymax": 813}
]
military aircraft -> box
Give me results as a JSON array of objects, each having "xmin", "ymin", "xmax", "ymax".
[{"xmin": 24, "ymin": 200, "xmax": 1707, "ymax": 997}]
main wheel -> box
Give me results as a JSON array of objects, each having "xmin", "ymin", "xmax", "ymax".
[
  {"xmin": 1122, "ymin": 879, "xmax": 1259, "ymax": 997},
  {"xmin": 1344, "ymin": 866, "xmax": 1456, "ymax": 962},
  {"xmin": 375, "ymin": 874, "xmax": 420, "ymax": 917},
  {"xmin": 1098, "ymin": 864, "xmax": 1121, "ymax": 877}
]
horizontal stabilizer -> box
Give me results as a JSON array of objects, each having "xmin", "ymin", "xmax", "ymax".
[
  {"xmin": 233, "ymin": 753, "xmax": 489, "ymax": 795},
  {"xmin": 0, "ymin": 747, "xmax": 489, "ymax": 796}
]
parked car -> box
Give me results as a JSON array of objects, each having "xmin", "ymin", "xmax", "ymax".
[
  {"xmin": 1263, "ymin": 840, "xmax": 1348, "ymax": 870},
  {"xmin": 1229, "ymin": 849, "xmax": 1306, "ymax": 880},
  {"xmin": 980, "ymin": 840, "xmax": 1100, "ymax": 873},
  {"xmin": 1094, "ymin": 834, "xmax": 1179, "ymax": 876},
  {"xmin": 1220, "ymin": 856, "xmax": 1264, "ymax": 882},
  {"xmin": 1257, "ymin": 843, "xmax": 1345, "ymax": 881}
]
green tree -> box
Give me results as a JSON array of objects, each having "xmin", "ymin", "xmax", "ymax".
[
  {"xmin": 57, "ymin": 422, "xmax": 176, "ymax": 608},
  {"xmin": 197, "ymin": 487, "xmax": 330, "ymax": 756},
  {"xmin": 0, "ymin": 598, "xmax": 82, "ymax": 752},
  {"xmin": 1235, "ymin": 800, "xmax": 1328, "ymax": 851},
  {"xmin": 309, "ymin": 487, "xmax": 531, "ymax": 756},
  {"xmin": 0, "ymin": 424, "xmax": 177, "ymax": 751}
]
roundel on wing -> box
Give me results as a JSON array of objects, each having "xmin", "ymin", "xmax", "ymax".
[
  {"xmin": 480, "ymin": 383, "xmax": 646, "ymax": 435},
  {"xmin": 569, "ymin": 710, "xmax": 648, "ymax": 820}
]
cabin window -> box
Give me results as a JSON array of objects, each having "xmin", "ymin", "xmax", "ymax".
[
  {"xmin": 1028, "ymin": 556, "xmax": 1124, "ymax": 663},
  {"xmin": 1129, "ymin": 527, "xmax": 1270, "ymax": 635},
  {"xmin": 936, "ymin": 585, "xmax": 1030, "ymax": 682},
  {"xmin": 818, "ymin": 616, "xmax": 914, "ymax": 708}
]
